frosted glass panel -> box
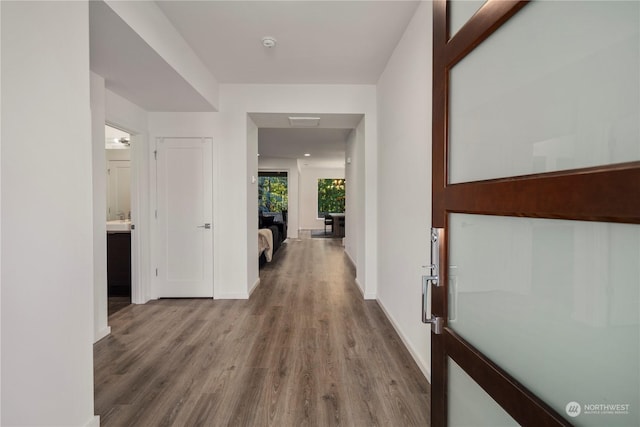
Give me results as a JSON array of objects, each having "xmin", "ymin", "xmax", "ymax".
[
  {"xmin": 449, "ymin": 214, "xmax": 639, "ymax": 426},
  {"xmin": 449, "ymin": 0, "xmax": 486, "ymax": 37},
  {"xmin": 449, "ymin": 358, "xmax": 519, "ymax": 427},
  {"xmin": 449, "ymin": 1, "xmax": 640, "ymax": 183}
]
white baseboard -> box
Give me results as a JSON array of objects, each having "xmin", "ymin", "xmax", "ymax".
[
  {"xmin": 377, "ymin": 298, "xmax": 431, "ymax": 382},
  {"xmin": 354, "ymin": 278, "xmax": 376, "ymax": 299},
  {"xmin": 354, "ymin": 277, "xmax": 364, "ymax": 296},
  {"xmin": 344, "ymin": 249, "xmax": 356, "ymax": 269},
  {"xmin": 214, "ymin": 292, "xmax": 250, "ymax": 299},
  {"xmin": 353, "ymin": 277, "xmax": 376, "ymax": 300},
  {"xmin": 85, "ymin": 415, "xmax": 100, "ymax": 427},
  {"xmin": 94, "ymin": 326, "xmax": 111, "ymax": 343},
  {"xmin": 249, "ymin": 277, "xmax": 260, "ymax": 297}
]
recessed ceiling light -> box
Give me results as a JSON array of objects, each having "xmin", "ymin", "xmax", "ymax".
[
  {"xmin": 304, "ymin": 153, "xmax": 311, "ymax": 157},
  {"xmin": 289, "ymin": 117, "xmax": 320, "ymax": 127},
  {"xmin": 262, "ymin": 36, "xmax": 277, "ymax": 48}
]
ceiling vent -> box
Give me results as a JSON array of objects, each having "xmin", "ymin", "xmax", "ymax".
[{"xmin": 288, "ymin": 116, "xmax": 321, "ymax": 127}]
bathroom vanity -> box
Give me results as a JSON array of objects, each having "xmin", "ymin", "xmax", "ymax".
[{"xmin": 106, "ymin": 220, "xmax": 131, "ymax": 298}]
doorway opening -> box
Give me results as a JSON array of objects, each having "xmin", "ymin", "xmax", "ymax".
[
  {"xmin": 258, "ymin": 171, "xmax": 289, "ymax": 268},
  {"xmin": 316, "ymin": 178, "xmax": 345, "ymax": 238},
  {"xmin": 105, "ymin": 124, "xmax": 132, "ymax": 315},
  {"xmin": 252, "ymin": 112, "xmax": 362, "ymax": 278}
]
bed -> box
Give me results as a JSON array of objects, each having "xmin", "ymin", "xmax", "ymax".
[
  {"xmin": 259, "ymin": 212, "xmax": 286, "ymax": 267},
  {"xmin": 258, "ymin": 228, "xmax": 273, "ymax": 262}
]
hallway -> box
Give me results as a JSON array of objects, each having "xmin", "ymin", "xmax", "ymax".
[{"xmin": 94, "ymin": 235, "xmax": 430, "ymax": 426}]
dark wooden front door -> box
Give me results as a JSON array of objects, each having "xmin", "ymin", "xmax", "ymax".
[{"xmin": 430, "ymin": 1, "xmax": 640, "ymax": 426}]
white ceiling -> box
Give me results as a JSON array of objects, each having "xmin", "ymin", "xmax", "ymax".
[
  {"xmin": 156, "ymin": 1, "xmax": 421, "ymax": 84},
  {"xmin": 250, "ymin": 113, "xmax": 363, "ymax": 129},
  {"xmin": 251, "ymin": 113, "xmax": 362, "ymax": 167},
  {"xmin": 90, "ymin": 1, "xmax": 419, "ymax": 166},
  {"xmin": 89, "ymin": 1, "xmax": 215, "ymax": 112},
  {"xmin": 259, "ymin": 128, "xmax": 351, "ymax": 168}
]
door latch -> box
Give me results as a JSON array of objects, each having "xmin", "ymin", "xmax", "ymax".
[
  {"xmin": 422, "ymin": 227, "xmax": 444, "ymax": 334},
  {"xmin": 427, "ymin": 228, "xmax": 440, "ymax": 287}
]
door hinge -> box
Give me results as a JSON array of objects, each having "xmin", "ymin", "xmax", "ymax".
[
  {"xmin": 155, "ymin": 268, "xmax": 158, "ymax": 277},
  {"xmin": 154, "ymin": 150, "xmax": 157, "ymax": 160},
  {"xmin": 155, "ymin": 209, "xmax": 158, "ymax": 219}
]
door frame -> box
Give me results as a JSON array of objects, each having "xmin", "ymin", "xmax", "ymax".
[
  {"xmin": 105, "ymin": 121, "xmax": 145, "ymax": 305},
  {"xmin": 257, "ymin": 169, "xmax": 291, "ymax": 239},
  {"xmin": 430, "ymin": 0, "xmax": 640, "ymax": 425}
]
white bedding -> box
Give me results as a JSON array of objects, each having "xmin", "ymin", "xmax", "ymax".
[{"xmin": 258, "ymin": 228, "xmax": 273, "ymax": 262}]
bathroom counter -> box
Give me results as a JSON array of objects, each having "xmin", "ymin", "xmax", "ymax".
[{"xmin": 107, "ymin": 220, "xmax": 132, "ymax": 233}]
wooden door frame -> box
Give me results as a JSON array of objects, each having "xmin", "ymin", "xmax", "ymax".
[{"xmin": 430, "ymin": 0, "xmax": 640, "ymax": 425}]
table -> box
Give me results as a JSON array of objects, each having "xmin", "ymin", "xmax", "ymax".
[{"xmin": 327, "ymin": 213, "xmax": 345, "ymax": 238}]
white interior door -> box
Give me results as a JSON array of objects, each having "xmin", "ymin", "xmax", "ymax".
[{"xmin": 156, "ymin": 137, "xmax": 213, "ymax": 297}]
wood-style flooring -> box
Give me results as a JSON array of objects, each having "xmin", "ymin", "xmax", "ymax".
[
  {"xmin": 94, "ymin": 233, "xmax": 431, "ymax": 426},
  {"xmin": 108, "ymin": 296, "xmax": 131, "ymax": 316}
]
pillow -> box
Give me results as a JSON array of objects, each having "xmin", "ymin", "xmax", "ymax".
[{"xmin": 261, "ymin": 215, "xmax": 274, "ymax": 227}]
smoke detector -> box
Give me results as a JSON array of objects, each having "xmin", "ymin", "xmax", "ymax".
[{"xmin": 262, "ymin": 36, "xmax": 277, "ymax": 48}]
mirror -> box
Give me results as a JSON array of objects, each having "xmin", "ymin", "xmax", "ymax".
[{"xmin": 105, "ymin": 125, "xmax": 131, "ymax": 221}]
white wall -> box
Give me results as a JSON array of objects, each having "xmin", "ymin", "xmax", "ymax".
[
  {"xmin": 106, "ymin": 89, "xmax": 148, "ymax": 134},
  {"xmin": 91, "ymin": 72, "xmax": 110, "ymax": 343},
  {"xmin": 376, "ymin": 1, "xmax": 432, "ymax": 379},
  {"xmin": 345, "ymin": 119, "xmax": 366, "ymax": 294},
  {"xmin": 129, "ymin": 84, "xmax": 378, "ymax": 301},
  {"xmin": 246, "ymin": 117, "xmax": 259, "ymax": 293},
  {"xmin": 1, "ymin": 2, "xmax": 97, "ymax": 425},
  {"xmin": 106, "ymin": 148, "xmax": 131, "ymax": 162},
  {"xmin": 298, "ymin": 167, "xmax": 345, "ymax": 230},
  {"xmin": 1, "ymin": 2, "xmax": 4, "ymax": 420},
  {"xmin": 216, "ymin": 84, "xmax": 378, "ymax": 299},
  {"xmin": 258, "ymin": 157, "xmax": 300, "ymax": 239}
]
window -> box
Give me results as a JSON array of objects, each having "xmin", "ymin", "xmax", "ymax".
[
  {"xmin": 258, "ymin": 171, "xmax": 287, "ymax": 213},
  {"xmin": 317, "ymin": 178, "xmax": 345, "ymax": 218}
]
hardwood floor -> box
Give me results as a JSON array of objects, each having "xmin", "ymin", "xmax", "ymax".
[
  {"xmin": 94, "ymin": 234, "xmax": 431, "ymax": 426},
  {"xmin": 108, "ymin": 297, "xmax": 131, "ymax": 316}
]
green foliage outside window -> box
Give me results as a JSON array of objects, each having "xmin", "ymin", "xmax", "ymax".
[
  {"xmin": 318, "ymin": 178, "xmax": 345, "ymax": 218},
  {"xmin": 258, "ymin": 176, "xmax": 288, "ymax": 212}
]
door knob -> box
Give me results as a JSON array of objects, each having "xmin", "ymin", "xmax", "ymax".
[{"xmin": 197, "ymin": 223, "xmax": 211, "ymax": 229}]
